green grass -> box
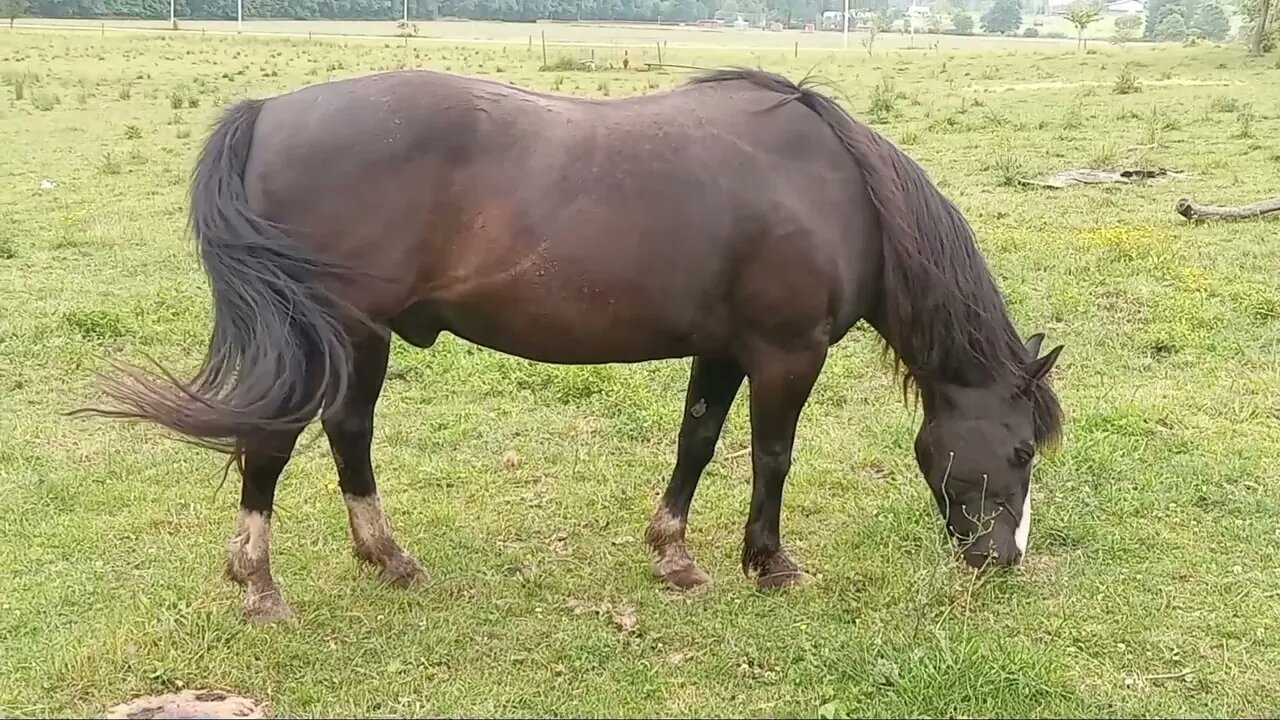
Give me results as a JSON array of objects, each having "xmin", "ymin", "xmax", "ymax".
[{"xmin": 2, "ymin": 26, "xmax": 1280, "ymax": 718}]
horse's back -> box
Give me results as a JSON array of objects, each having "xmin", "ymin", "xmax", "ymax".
[{"xmin": 242, "ymin": 70, "xmax": 884, "ymax": 361}]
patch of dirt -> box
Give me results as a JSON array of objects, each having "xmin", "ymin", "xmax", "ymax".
[
  {"xmin": 1021, "ymin": 168, "xmax": 1184, "ymax": 189},
  {"xmin": 979, "ymin": 78, "xmax": 1243, "ymax": 92},
  {"xmin": 105, "ymin": 690, "xmax": 268, "ymax": 719},
  {"xmin": 565, "ymin": 598, "xmax": 640, "ymax": 635}
]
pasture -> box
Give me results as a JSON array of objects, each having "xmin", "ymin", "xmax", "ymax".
[{"xmin": 2, "ymin": 23, "xmax": 1279, "ymax": 718}]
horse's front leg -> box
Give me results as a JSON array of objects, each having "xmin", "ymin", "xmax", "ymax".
[
  {"xmin": 646, "ymin": 356, "xmax": 745, "ymax": 590},
  {"xmin": 739, "ymin": 339, "xmax": 826, "ymax": 590}
]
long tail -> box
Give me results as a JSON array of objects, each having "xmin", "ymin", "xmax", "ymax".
[{"xmin": 79, "ymin": 98, "xmax": 358, "ymax": 454}]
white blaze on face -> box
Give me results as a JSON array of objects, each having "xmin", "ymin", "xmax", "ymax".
[{"xmin": 1013, "ymin": 487, "xmax": 1031, "ymax": 559}]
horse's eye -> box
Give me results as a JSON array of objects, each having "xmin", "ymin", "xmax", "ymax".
[{"xmin": 1012, "ymin": 444, "xmax": 1034, "ymax": 468}]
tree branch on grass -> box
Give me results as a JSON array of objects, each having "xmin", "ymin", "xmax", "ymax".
[{"xmin": 1176, "ymin": 195, "xmax": 1280, "ymax": 221}]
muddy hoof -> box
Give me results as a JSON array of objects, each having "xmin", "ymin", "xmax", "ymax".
[
  {"xmin": 224, "ymin": 557, "xmax": 250, "ymax": 587},
  {"xmin": 243, "ymin": 586, "xmax": 296, "ymax": 625},
  {"xmin": 657, "ymin": 562, "xmax": 712, "ymax": 592},
  {"xmin": 381, "ymin": 553, "xmax": 427, "ymax": 588}
]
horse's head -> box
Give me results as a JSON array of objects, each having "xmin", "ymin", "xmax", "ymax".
[{"xmin": 913, "ymin": 334, "xmax": 1063, "ymax": 570}]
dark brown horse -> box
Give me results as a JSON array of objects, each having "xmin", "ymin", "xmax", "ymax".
[{"xmin": 85, "ymin": 68, "xmax": 1063, "ymax": 623}]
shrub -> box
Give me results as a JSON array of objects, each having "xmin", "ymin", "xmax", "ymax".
[
  {"xmin": 991, "ymin": 151, "xmax": 1025, "ymax": 187},
  {"xmin": 868, "ymin": 78, "xmax": 900, "ymax": 120},
  {"xmin": 1113, "ymin": 63, "xmax": 1142, "ymax": 94},
  {"xmin": 99, "ymin": 151, "xmax": 123, "ymax": 175},
  {"xmin": 1115, "ymin": 13, "xmax": 1142, "ymax": 32},
  {"xmin": 30, "ymin": 90, "xmax": 58, "ymax": 111},
  {"xmin": 1208, "ymin": 96, "xmax": 1241, "ymax": 113}
]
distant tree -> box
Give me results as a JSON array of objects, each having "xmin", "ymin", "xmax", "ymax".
[
  {"xmin": 1144, "ymin": 0, "xmax": 1195, "ymax": 38},
  {"xmin": 1115, "ymin": 12, "xmax": 1142, "ymax": 30},
  {"xmin": 4, "ymin": 0, "xmax": 26, "ymax": 26},
  {"xmin": 1155, "ymin": 9, "xmax": 1188, "ymax": 38},
  {"xmin": 926, "ymin": 0, "xmax": 953, "ymax": 28},
  {"xmin": 1064, "ymin": 3, "xmax": 1102, "ymax": 48},
  {"xmin": 861, "ymin": 9, "xmax": 889, "ymax": 53},
  {"xmin": 1112, "ymin": 12, "xmax": 1142, "ymax": 41},
  {"xmin": 980, "ymin": 0, "xmax": 1022, "ymax": 32},
  {"xmin": 952, "ymin": 8, "xmax": 974, "ymax": 31},
  {"xmin": 1240, "ymin": 0, "xmax": 1276, "ymax": 52},
  {"xmin": 1192, "ymin": 0, "xmax": 1229, "ymax": 39}
]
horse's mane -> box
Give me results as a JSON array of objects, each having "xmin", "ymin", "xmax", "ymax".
[{"xmin": 687, "ymin": 68, "xmax": 1062, "ymax": 447}]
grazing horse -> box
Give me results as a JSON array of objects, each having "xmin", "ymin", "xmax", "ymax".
[{"xmin": 84, "ymin": 68, "xmax": 1064, "ymax": 623}]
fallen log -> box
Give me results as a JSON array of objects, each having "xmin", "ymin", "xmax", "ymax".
[{"xmin": 1176, "ymin": 195, "xmax": 1280, "ymax": 221}]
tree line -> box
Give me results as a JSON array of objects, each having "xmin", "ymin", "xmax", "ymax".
[
  {"xmin": 10, "ymin": 0, "xmax": 1274, "ymax": 51},
  {"xmin": 12, "ymin": 0, "xmax": 1003, "ymax": 26},
  {"xmin": 18, "ymin": 0, "xmax": 898, "ymax": 22}
]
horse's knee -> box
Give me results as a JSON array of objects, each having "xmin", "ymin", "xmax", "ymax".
[
  {"xmin": 753, "ymin": 450, "xmax": 791, "ymax": 479},
  {"xmin": 323, "ymin": 412, "xmax": 372, "ymax": 441},
  {"xmin": 679, "ymin": 421, "xmax": 721, "ymax": 469}
]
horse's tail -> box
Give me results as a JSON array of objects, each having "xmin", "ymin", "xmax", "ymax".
[{"xmin": 80, "ymin": 98, "xmax": 357, "ymax": 454}]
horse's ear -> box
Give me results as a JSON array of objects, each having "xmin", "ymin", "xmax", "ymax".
[
  {"xmin": 1023, "ymin": 333, "xmax": 1045, "ymax": 359},
  {"xmin": 1022, "ymin": 344, "xmax": 1063, "ymax": 387}
]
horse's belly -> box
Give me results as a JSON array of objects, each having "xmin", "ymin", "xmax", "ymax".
[{"xmin": 395, "ymin": 288, "xmax": 711, "ymax": 365}]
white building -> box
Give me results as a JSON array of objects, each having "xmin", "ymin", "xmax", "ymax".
[{"xmin": 1106, "ymin": 0, "xmax": 1145, "ymax": 13}]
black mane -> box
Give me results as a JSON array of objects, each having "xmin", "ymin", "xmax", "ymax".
[{"xmin": 688, "ymin": 68, "xmax": 1062, "ymax": 447}]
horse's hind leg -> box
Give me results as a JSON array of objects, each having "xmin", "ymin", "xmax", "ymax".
[
  {"xmin": 647, "ymin": 356, "xmax": 744, "ymax": 590},
  {"xmin": 323, "ymin": 333, "xmax": 425, "ymax": 587},
  {"xmin": 226, "ymin": 430, "xmax": 303, "ymax": 624}
]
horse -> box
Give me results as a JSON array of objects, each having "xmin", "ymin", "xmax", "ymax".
[{"xmin": 82, "ymin": 67, "xmax": 1064, "ymax": 624}]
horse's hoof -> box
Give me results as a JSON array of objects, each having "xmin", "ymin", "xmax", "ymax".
[
  {"xmin": 242, "ymin": 587, "xmax": 296, "ymax": 625},
  {"xmin": 381, "ymin": 552, "xmax": 427, "ymax": 588},
  {"xmin": 658, "ymin": 562, "xmax": 712, "ymax": 592},
  {"xmin": 224, "ymin": 560, "xmax": 248, "ymax": 587},
  {"xmin": 755, "ymin": 569, "xmax": 814, "ymax": 591}
]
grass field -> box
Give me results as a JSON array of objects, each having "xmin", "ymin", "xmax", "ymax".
[{"xmin": 2, "ymin": 24, "xmax": 1280, "ymax": 718}]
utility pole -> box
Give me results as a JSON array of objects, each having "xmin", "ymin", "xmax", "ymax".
[
  {"xmin": 237, "ymin": 0, "xmax": 242, "ymax": 32},
  {"xmin": 403, "ymin": 0, "xmax": 408, "ymax": 23},
  {"xmin": 842, "ymin": 0, "xmax": 849, "ymax": 48}
]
